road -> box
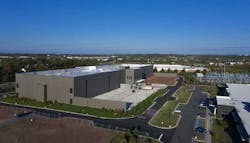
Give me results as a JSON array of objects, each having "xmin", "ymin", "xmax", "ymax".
[{"xmin": 0, "ymin": 78, "xmax": 203, "ymax": 143}]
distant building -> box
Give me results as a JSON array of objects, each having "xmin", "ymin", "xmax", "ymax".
[
  {"xmin": 16, "ymin": 64, "xmax": 153, "ymax": 111},
  {"xmin": 216, "ymin": 84, "xmax": 250, "ymax": 142},
  {"xmin": 153, "ymin": 64, "xmax": 208, "ymax": 73}
]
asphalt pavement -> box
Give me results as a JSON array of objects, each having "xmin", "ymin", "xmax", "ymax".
[{"xmin": 170, "ymin": 86, "xmax": 205, "ymax": 143}]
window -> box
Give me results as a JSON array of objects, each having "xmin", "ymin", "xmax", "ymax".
[
  {"xmin": 70, "ymin": 88, "xmax": 73, "ymax": 93},
  {"xmin": 16, "ymin": 83, "xmax": 19, "ymax": 88},
  {"xmin": 69, "ymin": 99, "xmax": 73, "ymax": 104}
]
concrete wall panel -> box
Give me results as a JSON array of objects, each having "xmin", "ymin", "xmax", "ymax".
[
  {"xmin": 73, "ymin": 96, "xmax": 128, "ymax": 111},
  {"xmin": 16, "ymin": 74, "xmax": 74, "ymax": 104}
]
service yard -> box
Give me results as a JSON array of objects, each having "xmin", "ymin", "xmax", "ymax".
[{"xmin": 93, "ymin": 84, "xmax": 160, "ymax": 107}]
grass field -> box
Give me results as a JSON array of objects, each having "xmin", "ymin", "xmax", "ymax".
[
  {"xmin": 211, "ymin": 119, "xmax": 233, "ymax": 143},
  {"xmin": 150, "ymin": 85, "xmax": 193, "ymax": 127},
  {"xmin": 0, "ymin": 89, "xmax": 166, "ymax": 118}
]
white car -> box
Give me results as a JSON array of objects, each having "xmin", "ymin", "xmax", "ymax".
[{"xmin": 174, "ymin": 110, "xmax": 181, "ymax": 113}]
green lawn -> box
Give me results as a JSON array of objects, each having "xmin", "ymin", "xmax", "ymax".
[
  {"xmin": 0, "ymin": 89, "xmax": 166, "ymax": 118},
  {"xmin": 211, "ymin": 119, "xmax": 233, "ymax": 143},
  {"xmin": 150, "ymin": 85, "xmax": 193, "ymax": 127}
]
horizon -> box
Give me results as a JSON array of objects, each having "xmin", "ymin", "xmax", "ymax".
[
  {"xmin": 1, "ymin": 0, "xmax": 250, "ymax": 55},
  {"xmin": 0, "ymin": 52, "xmax": 249, "ymax": 56}
]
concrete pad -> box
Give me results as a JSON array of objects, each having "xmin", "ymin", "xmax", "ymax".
[{"xmin": 93, "ymin": 84, "xmax": 161, "ymax": 107}]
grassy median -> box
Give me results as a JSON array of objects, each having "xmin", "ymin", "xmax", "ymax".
[
  {"xmin": 150, "ymin": 85, "xmax": 193, "ymax": 128},
  {"xmin": 0, "ymin": 89, "xmax": 166, "ymax": 118}
]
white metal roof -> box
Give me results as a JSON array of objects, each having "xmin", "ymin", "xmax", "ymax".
[
  {"xmin": 21, "ymin": 64, "xmax": 152, "ymax": 77},
  {"xmin": 153, "ymin": 64, "xmax": 208, "ymax": 71},
  {"xmin": 227, "ymin": 84, "xmax": 250, "ymax": 102},
  {"xmin": 216, "ymin": 96, "xmax": 235, "ymax": 106},
  {"xmin": 24, "ymin": 65, "xmax": 122, "ymax": 77}
]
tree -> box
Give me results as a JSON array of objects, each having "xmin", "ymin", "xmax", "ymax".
[
  {"xmin": 202, "ymin": 69, "xmax": 207, "ymax": 75},
  {"xmin": 128, "ymin": 136, "xmax": 136, "ymax": 143},
  {"xmin": 195, "ymin": 70, "xmax": 201, "ymax": 73},
  {"xmin": 2, "ymin": 62, "xmax": 12, "ymax": 82},
  {"xmin": 120, "ymin": 138, "xmax": 127, "ymax": 143},
  {"xmin": 124, "ymin": 130, "xmax": 132, "ymax": 142},
  {"xmin": 153, "ymin": 67, "xmax": 157, "ymax": 72},
  {"xmin": 132, "ymin": 128, "xmax": 139, "ymax": 139}
]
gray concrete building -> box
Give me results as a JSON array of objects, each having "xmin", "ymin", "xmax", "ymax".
[
  {"xmin": 121, "ymin": 64, "xmax": 153, "ymax": 84},
  {"xmin": 16, "ymin": 64, "xmax": 153, "ymax": 111}
]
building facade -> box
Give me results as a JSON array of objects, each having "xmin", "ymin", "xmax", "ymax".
[
  {"xmin": 16, "ymin": 64, "xmax": 153, "ymax": 111},
  {"xmin": 122, "ymin": 64, "xmax": 153, "ymax": 84}
]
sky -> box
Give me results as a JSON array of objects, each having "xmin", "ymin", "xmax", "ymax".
[{"xmin": 0, "ymin": 0, "xmax": 250, "ymax": 55}]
